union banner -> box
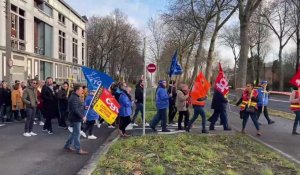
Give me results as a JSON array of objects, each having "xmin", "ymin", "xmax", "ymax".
[{"xmin": 93, "ymin": 88, "xmax": 120, "ymax": 125}]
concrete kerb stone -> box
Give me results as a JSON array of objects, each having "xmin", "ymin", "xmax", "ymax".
[{"xmin": 76, "ymin": 129, "xmax": 120, "ymax": 175}]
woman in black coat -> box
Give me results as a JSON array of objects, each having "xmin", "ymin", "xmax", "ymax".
[{"xmin": 208, "ymin": 90, "xmax": 231, "ymax": 131}]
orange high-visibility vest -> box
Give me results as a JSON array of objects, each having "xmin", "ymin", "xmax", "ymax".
[{"xmin": 240, "ymin": 89, "xmax": 258, "ymax": 111}]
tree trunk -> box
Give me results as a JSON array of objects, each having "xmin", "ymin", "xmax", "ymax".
[
  {"xmin": 250, "ymin": 47, "xmax": 255, "ymax": 83},
  {"xmin": 256, "ymin": 40, "xmax": 261, "ymax": 84},
  {"xmin": 191, "ymin": 33, "xmax": 205, "ymax": 86},
  {"xmin": 234, "ymin": 62, "xmax": 237, "ymax": 89},
  {"xmin": 279, "ymin": 45, "xmax": 284, "ymax": 91},
  {"xmin": 205, "ymin": 13, "xmax": 221, "ymax": 82},
  {"xmin": 237, "ymin": 21, "xmax": 250, "ymax": 88},
  {"xmin": 297, "ymin": 23, "xmax": 300, "ymax": 73},
  {"xmin": 183, "ymin": 34, "xmax": 196, "ymax": 83}
]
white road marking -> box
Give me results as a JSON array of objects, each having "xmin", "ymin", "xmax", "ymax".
[{"xmin": 269, "ymin": 98, "xmax": 289, "ymax": 103}]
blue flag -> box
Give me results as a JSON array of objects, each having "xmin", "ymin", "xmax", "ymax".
[
  {"xmin": 81, "ymin": 66, "xmax": 114, "ymax": 90},
  {"xmin": 169, "ymin": 50, "xmax": 183, "ymax": 77}
]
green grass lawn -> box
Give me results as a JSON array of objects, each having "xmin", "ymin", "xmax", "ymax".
[{"xmin": 93, "ymin": 133, "xmax": 299, "ymax": 175}]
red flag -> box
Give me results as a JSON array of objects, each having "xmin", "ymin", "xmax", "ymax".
[
  {"xmin": 190, "ymin": 72, "xmax": 211, "ymax": 100},
  {"xmin": 214, "ymin": 63, "xmax": 229, "ymax": 96},
  {"xmin": 290, "ymin": 65, "xmax": 300, "ymax": 87}
]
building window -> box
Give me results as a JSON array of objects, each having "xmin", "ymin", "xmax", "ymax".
[
  {"xmin": 82, "ymin": 30, "xmax": 85, "ymax": 38},
  {"xmin": 82, "ymin": 43, "xmax": 85, "ymax": 65},
  {"xmin": 58, "ymin": 13, "xmax": 65, "ymax": 25},
  {"xmin": 34, "ymin": 0, "xmax": 53, "ymax": 17},
  {"xmin": 72, "ymin": 38, "xmax": 78, "ymax": 64},
  {"xmin": 27, "ymin": 59, "xmax": 32, "ymax": 78},
  {"xmin": 10, "ymin": 4, "xmax": 26, "ymax": 51},
  {"xmin": 34, "ymin": 18, "xmax": 53, "ymax": 57},
  {"xmin": 58, "ymin": 30, "xmax": 66, "ymax": 60},
  {"xmin": 72, "ymin": 23, "xmax": 78, "ymax": 34}
]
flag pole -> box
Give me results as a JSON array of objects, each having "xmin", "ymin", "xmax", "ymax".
[{"xmin": 84, "ymin": 84, "xmax": 102, "ymax": 120}]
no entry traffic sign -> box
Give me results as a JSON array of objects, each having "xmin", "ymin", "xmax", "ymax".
[{"xmin": 147, "ymin": 63, "xmax": 157, "ymax": 73}]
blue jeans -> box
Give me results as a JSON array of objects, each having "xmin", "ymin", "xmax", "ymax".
[
  {"xmin": 150, "ymin": 108, "xmax": 167, "ymax": 130},
  {"xmin": 0, "ymin": 105, "xmax": 12, "ymax": 122},
  {"xmin": 25, "ymin": 108, "xmax": 36, "ymax": 133},
  {"xmin": 188, "ymin": 106, "xmax": 206, "ymax": 131},
  {"xmin": 131, "ymin": 103, "xmax": 143, "ymax": 123},
  {"xmin": 293, "ymin": 111, "xmax": 300, "ymax": 131},
  {"xmin": 64, "ymin": 122, "xmax": 81, "ymax": 151},
  {"xmin": 209, "ymin": 109, "xmax": 229, "ymax": 130},
  {"xmin": 242, "ymin": 111, "xmax": 260, "ymax": 130}
]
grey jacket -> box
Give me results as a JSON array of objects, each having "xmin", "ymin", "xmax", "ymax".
[
  {"xmin": 176, "ymin": 90, "xmax": 189, "ymax": 111},
  {"xmin": 68, "ymin": 92, "xmax": 84, "ymax": 123},
  {"xmin": 22, "ymin": 86, "xmax": 38, "ymax": 108}
]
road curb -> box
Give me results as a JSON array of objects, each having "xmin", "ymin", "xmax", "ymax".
[{"xmin": 76, "ymin": 129, "xmax": 120, "ymax": 175}]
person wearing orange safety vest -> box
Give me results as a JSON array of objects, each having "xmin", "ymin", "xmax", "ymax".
[
  {"xmin": 240, "ymin": 83, "xmax": 261, "ymax": 136},
  {"xmin": 290, "ymin": 87, "xmax": 300, "ymax": 135},
  {"xmin": 185, "ymin": 94, "xmax": 208, "ymax": 133}
]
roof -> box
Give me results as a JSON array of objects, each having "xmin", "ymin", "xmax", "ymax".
[{"xmin": 58, "ymin": 0, "xmax": 88, "ymax": 23}]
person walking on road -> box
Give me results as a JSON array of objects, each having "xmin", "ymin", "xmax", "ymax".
[
  {"xmin": 150, "ymin": 80, "xmax": 170, "ymax": 132},
  {"xmin": 83, "ymin": 90, "xmax": 99, "ymax": 139},
  {"xmin": 208, "ymin": 89, "xmax": 231, "ymax": 131},
  {"xmin": 168, "ymin": 80, "xmax": 177, "ymax": 125},
  {"xmin": 41, "ymin": 77, "xmax": 59, "ymax": 134},
  {"xmin": 131, "ymin": 80, "xmax": 144, "ymax": 126},
  {"xmin": 176, "ymin": 84, "xmax": 190, "ymax": 130},
  {"xmin": 257, "ymin": 81, "xmax": 275, "ymax": 125},
  {"xmin": 290, "ymin": 87, "xmax": 300, "ymax": 135},
  {"xmin": 240, "ymin": 83, "xmax": 261, "ymax": 136},
  {"xmin": 118, "ymin": 83, "xmax": 133, "ymax": 137},
  {"xmin": 0, "ymin": 81, "xmax": 12, "ymax": 123},
  {"xmin": 64, "ymin": 84, "xmax": 88, "ymax": 154},
  {"xmin": 22, "ymin": 79, "xmax": 38, "ymax": 137}
]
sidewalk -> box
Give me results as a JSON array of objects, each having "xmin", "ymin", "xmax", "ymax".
[{"xmin": 0, "ymin": 121, "xmax": 115, "ymax": 175}]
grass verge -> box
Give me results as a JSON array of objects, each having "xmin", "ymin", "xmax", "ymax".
[{"xmin": 93, "ymin": 133, "xmax": 299, "ymax": 175}]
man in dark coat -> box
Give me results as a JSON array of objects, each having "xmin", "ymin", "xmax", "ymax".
[
  {"xmin": 41, "ymin": 77, "xmax": 59, "ymax": 134},
  {"xmin": 0, "ymin": 81, "xmax": 12, "ymax": 123},
  {"xmin": 131, "ymin": 80, "xmax": 144, "ymax": 126},
  {"xmin": 208, "ymin": 89, "xmax": 231, "ymax": 131},
  {"xmin": 57, "ymin": 82, "xmax": 69, "ymax": 129}
]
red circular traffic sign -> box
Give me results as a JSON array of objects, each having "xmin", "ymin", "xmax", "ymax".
[{"xmin": 147, "ymin": 63, "xmax": 157, "ymax": 73}]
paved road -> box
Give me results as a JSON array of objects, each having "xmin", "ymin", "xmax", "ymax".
[
  {"xmin": 206, "ymin": 100, "xmax": 300, "ymax": 164},
  {"xmin": 0, "ymin": 121, "xmax": 115, "ymax": 175}
]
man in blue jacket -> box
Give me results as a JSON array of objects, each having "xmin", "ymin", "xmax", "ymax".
[
  {"xmin": 150, "ymin": 80, "xmax": 170, "ymax": 132},
  {"xmin": 257, "ymin": 81, "xmax": 275, "ymax": 125}
]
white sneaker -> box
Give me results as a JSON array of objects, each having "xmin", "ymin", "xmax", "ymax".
[
  {"xmin": 29, "ymin": 132, "xmax": 37, "ymax": 136},
  {"xmin": 145, "ymin": 122, "xmax": 150, "ymax": 126},
  {"xmin": 80, "ymin": 131, "xmax": 87, "ymax": 138},
  {"xmin": 68, "ymin": 127, "xmax": 73, "ymax": 133},
  {"xmin": 39, "ymin": 121, "xmax": 44, "ymax": 126},
  {"xmin": 132, "ymin": 123, "xmax": 138, "ymax": 127},
  {"xmin": 126, "ymin": 124, "xmax": 133, "ymax": 130},
  {"xmin": 97, "ymin": 123, "xmax": 101, "ymax": 128},
  {"xmin": 87, "ymin": 135, "xmax": 97, "ymax": 139},
  {"xmin": 23, "ymin": 133, "xmax": 31, "ymax": 137},
  {"xmin": 108, "ymin": 125, "xmax": 115, "ymax": 129},
  {"xmin": 33, "ymin": 122, "xmax": 37, "ymax": 125}
]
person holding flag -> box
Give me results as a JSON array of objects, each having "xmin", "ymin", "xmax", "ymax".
[
  {"xmin": 208, "ymin": 63, "xmax": 231, "ymax": 131},
  {"xmin": 168, "ymin": 50, "xmax": 183, "ymax": 125},
  {"xmin": 240, "ymin": 83, "xmax": 261, "ymax": 136},
  {"xmin": 289, "ymin": 66, "xmax": 300, "ymax": 135},
  {"xmin": 186, "ymin": 72, "xmax": 210, "ymax": 133}
]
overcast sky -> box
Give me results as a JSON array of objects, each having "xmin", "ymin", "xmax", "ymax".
[{"xmin": 65, "ymin": 0, "xmax": 297, "ymax": 67}]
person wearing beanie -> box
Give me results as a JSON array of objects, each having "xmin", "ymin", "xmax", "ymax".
[
  {"xmin": 257, "ymin": 81, "xmax": 275, "ymax": 125},
  {"xmin": 150, "ymin": 80, "xmax": 170, "ymax": 132}
]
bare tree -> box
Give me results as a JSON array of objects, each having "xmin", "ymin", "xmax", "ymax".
[
  {"xmin": 260, "ymin": 0, "xmax": 296, "ymax": 91},
  {"xmin": 220, "ymin": 24, "xmax": 240, "ymax": 88},
  {"xmin": 291, "ymin": 0, "xmax": 300, "ymax": 73},
  {"xmin": 205, "ymin": 0, "xmax": 238, "ymax": 82},
  {"xmin": 236, "ymin": 0, "xmax": 262, "ymax": 88}
]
